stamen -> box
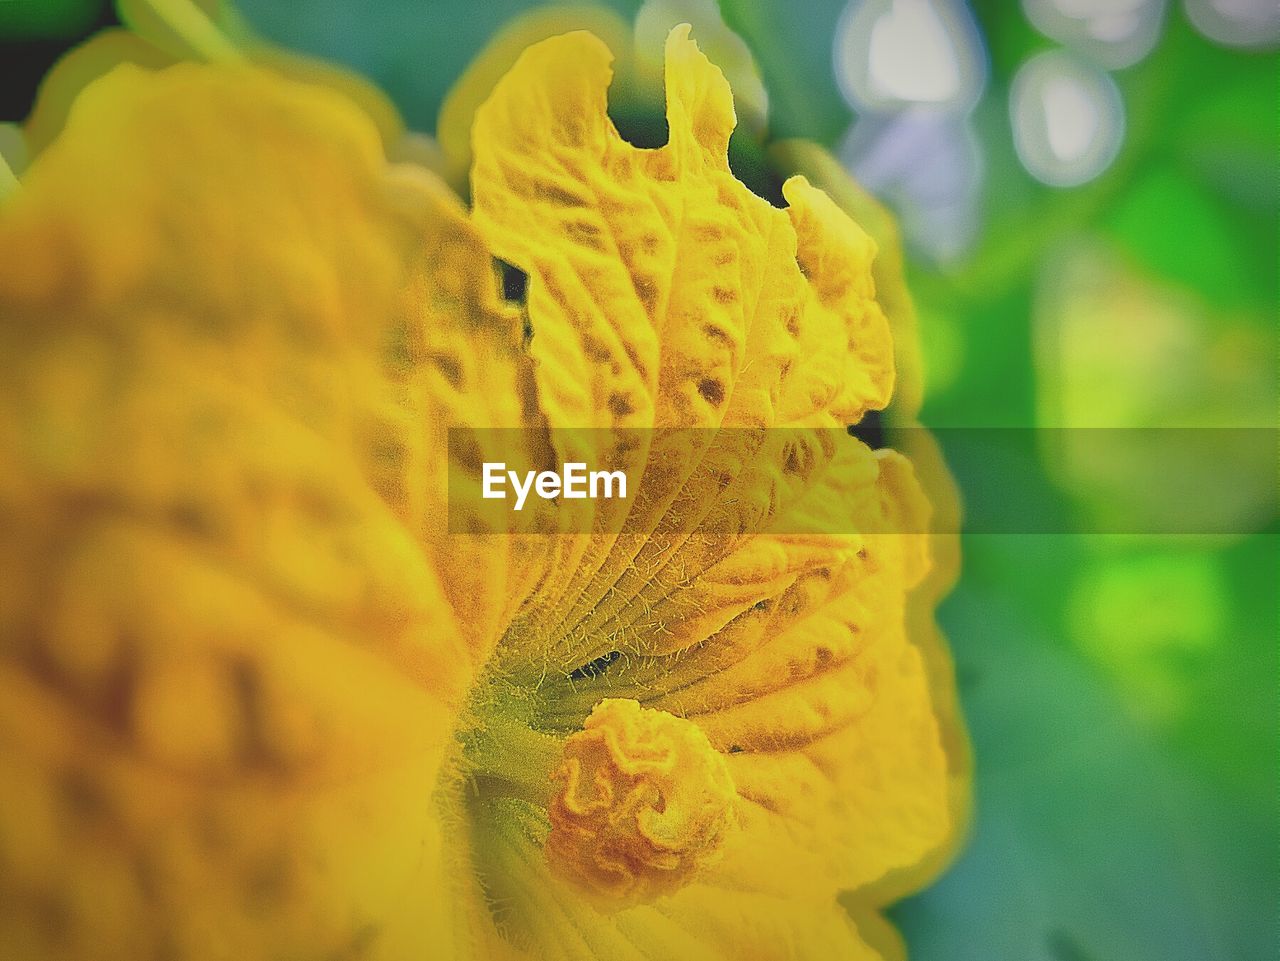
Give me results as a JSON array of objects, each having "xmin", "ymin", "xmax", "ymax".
[{"xmin": 546, "ymin": 698, "xmax": 738, "ymax": 906}]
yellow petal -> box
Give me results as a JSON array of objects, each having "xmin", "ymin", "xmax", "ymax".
[
  {"xmin": 22, "ymin": 29, "xmax": 177, "ymax": 156},
  {"xmin": 780, "ymin": 175, "xmax": 895, "ymax": 420},
  {"xmin": 0, "ymin": 62, "xmax": 516, "ymax": 959},
  {"xmin": 532, "ymin": 443, "xmax": 948, "ymax": 894},
  {"xmin": 470, "ymin": 26, "xmax": 895, "ymax": 436},
  {"xmin": 463, "ymin": 27, "xmax": 952, "ymax": 921},
  {"xmin": 766, "ymin": 139, "xmax": 972, "ymax": 897},
  {"xmin": 768, "ymin": 138, "xmax": 923, "ymax": 419},
  {"xmin": 24, "ymin": 12, "xmax": 403, "ymax": 162},
  {"xmin": 469, "ymin": 28, "xmax": 897, "ymax": 669},
  {"xmin": 436, "ymin": 6, "xmax": 632, "ymax": 194},
  {"xmin": 474, "ymin": 797, "xmax": 885, "ymax": 961}
]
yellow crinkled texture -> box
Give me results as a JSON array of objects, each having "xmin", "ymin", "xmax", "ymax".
[
  {"xmin": 463, "ymin": 25, "xmax": 952, "ymax": 961},
  {"xmin": 0, "ymin": 22, "xmax": 959, "ymax": 961},
  {"xmin": 471, "ymin": 27, "xmax": 893, "ymax": 437},
  {"xmin": 469, "ymin": 28, "xmax": 900, "ymax": 677},
  {"xmin": 0, "ymin": 63, "xmax": 524, "ymax": 961}
]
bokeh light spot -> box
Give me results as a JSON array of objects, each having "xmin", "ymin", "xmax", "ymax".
[
  {"xmin": 1070, "ymin": 549, "xmax": 1227, "ymax": 725},
  {"xmin": 1184, "ymin": 0, "xmax": 1280, "ymax": 48},
  {"xmin": 834, "ymin": 0, "xmax": 986, "ymax": 111},
  {"xmin": 1022, "ymin": 0, "xmax": 1165, "ymax": 69},
  {"xmin": 1010, "ymin": 52, "xmax": 1124, "ymax": 187},
  {"xmin": 838, "ymin": 110, "xmax": 984, "ymax": 262}
]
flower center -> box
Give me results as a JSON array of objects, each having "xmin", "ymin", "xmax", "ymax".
[{"xmin": 545, "ymin": 698, "xmax": 738, "ymax": 906}]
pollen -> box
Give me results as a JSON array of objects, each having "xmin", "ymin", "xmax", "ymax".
[{"xmin": 546, "ymin": 698, "xmax": 738, "ymax": 906}]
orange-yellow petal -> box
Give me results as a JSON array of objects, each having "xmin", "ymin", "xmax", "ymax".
[{"xmin": 0, "ymin": 62, "xmax": 518, "ymax": 960}]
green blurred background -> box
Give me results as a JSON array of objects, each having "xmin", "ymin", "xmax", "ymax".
[{"xmin": 3, "ymin": 2, "xmax": 1276, "ymax": 959}]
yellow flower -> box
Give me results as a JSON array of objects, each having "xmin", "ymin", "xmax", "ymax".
[{"xmin": 0, "ymin": 18, "xmax": 964, "ymax": 961}]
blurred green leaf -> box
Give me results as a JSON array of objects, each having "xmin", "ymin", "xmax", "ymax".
[
  {"xmin": 1105, "ymin": 167, "xmax": 1254, "ymax": 312},
  {"xmin": 894, "ymin": 577, "xmax": 1279, "ymax": 961}
]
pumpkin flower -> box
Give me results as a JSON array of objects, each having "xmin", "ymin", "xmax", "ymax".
[{"xmin": 0, "ymin": 13, "xmax": 965, "ymax": 961}]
